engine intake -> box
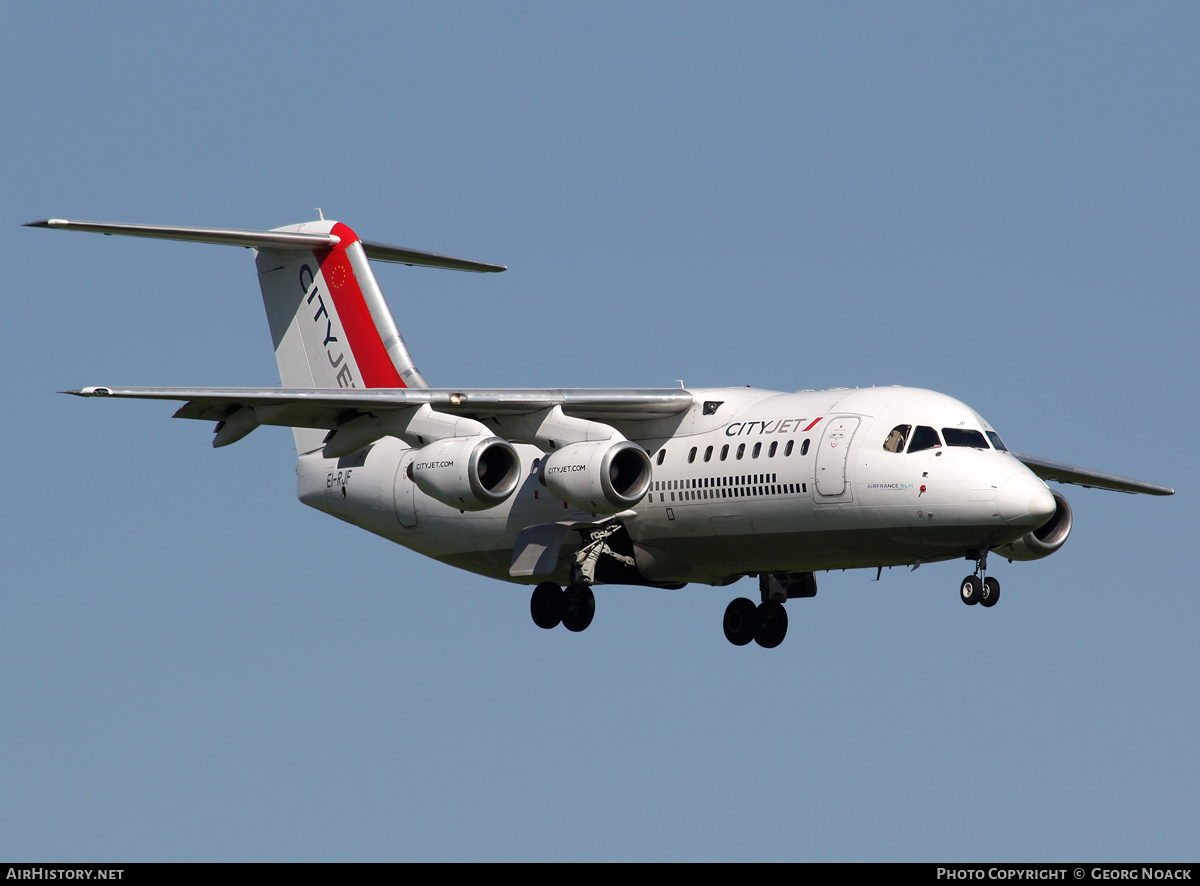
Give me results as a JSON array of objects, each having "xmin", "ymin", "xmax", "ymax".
[
  {"xmin": 992, "ymin": 489, "xmax": 1073, "ymax": 561},
  {"xmin": 409, "ymin": 436, "xmax": 521, "ymax": 511},
  {"xmin": 539, "ymin": 439, "xmax": 652, "ymax": 514}
]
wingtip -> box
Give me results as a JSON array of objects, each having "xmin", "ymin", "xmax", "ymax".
[{"xmin": 61, "ymin": 386, "xmax": 112, "ymax": 397}]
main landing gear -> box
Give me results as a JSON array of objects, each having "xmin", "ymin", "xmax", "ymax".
[
  {"xmin": 723, "ymin": 597, "xmax": 788, "ymax": 648},
  {"xmin": 530, "ymin": 581, "xmax": 595, "ymax": 633},
  {"xmin": 722, "ymin": 572, "xmax": 813, "ymax": 648},
  {"xmin": 960, "ymin": 551, "xmax": 1000, "ymax": 608},
  {"xmin": 528, "ymin": 522, "xmax": 636, "ymax": 634}
]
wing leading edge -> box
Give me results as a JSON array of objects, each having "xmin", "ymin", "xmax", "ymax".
[
  {"xmin": 65, "ymin": 386, "xmax": 695, "ymax": 428},
  {"xmin": 1013, "ymin": 452, "xmax": 1174, "ymax": 496}
]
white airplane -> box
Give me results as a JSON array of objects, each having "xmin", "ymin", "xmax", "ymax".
[{"xmin": 30, "ymin": 217, "xmax": 1174, "ymax": 648}]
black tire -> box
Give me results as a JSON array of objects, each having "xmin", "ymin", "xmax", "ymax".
[
  {"xmin": 530, "ymin": 582, "xmax": 564, "ymax": 629},
  {"xmin": 981, "ymin": 577, "xmax": 1000, "ymax": 608},
  {"xmin": 561, "ymin": 583, "xmax": 595, "ymax": 633},
  {"xmin": 755, "ymin": 601, "xmax": 788, "ymax": 648},
  {"xmin": 960, "ymin": 575, "xmax": 982, "ymax": 606},
  {"xmin": 723, "ymin": 597, "xmax": 760, "ymax": 646}
]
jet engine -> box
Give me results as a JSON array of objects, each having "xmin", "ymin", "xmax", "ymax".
[
  {"xmin": 408, "ymin": 436, "xmax": 521, "ymax": 511},
  {"xmin": 992, "ymin": 489, "xmax": 1073, "ymax": 561},
  {"xmin": 538, "ymin": 439, "xmax": 653, "ymax": 514}
]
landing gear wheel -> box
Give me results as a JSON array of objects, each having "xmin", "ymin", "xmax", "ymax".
[
  {"xmin": 530, "ymin": 582, "xmax": 564, "ymax": 629},
  {"xmin": 755, "ymin": 601, "xmax": 788, "ymax": 648},
  {"xmin": 980, "ymin": 577, "xmax": 1001, "ymax": 608},
  {"xmin": 960, "ymin": 575, "xmax": 982, "ymax": 606},
  {"xmin": 561, "ymin": 583, "xmax": 595, "ymax": 633},
  {"xmin": 723, "ymin": 597, "xmax": 760, "ymax": 646}
]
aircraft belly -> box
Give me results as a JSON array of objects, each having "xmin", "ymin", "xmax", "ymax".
[{"xmin": 629, "ymin": 522, "xmax": 1016, "ymax": 582}]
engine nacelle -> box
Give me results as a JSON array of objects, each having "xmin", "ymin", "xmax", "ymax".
[
  {"xmin": 992, "ymin": 490, "xmax": 1073, "ymax": 561},
  {"xmin": 539, "ymin": 439, "xmax": 653, "ymax": 514},
  {"xmin": 408, "ymin": 436, "xmax": 521, "ymax": 511}
]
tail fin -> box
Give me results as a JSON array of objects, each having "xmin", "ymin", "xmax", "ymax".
[
  {"xmin": 257, "ymin": 221, "xmax": 428, "ymax": 454},
  {"xmin": 27, "ymin": 217, "xmax": 505, "ymax": 453},
  {"xmin": 257, "ymin": 221, "xmax": 426, "ymax": 391}
]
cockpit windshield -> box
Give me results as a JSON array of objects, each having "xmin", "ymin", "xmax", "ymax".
[
  {"xmin": 942, "ymin": 428, "xmax": 989, "ymax": 449},
  {"xmin": 907, "ymin": 426, "xmax": 942, "ymax": 453},
  {"xmin": 885, "ymin": 421, "xmax": 1001, "ymax": 454}
]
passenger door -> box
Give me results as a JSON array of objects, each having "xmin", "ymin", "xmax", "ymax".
[{"xmin": 815, "ymin": 416, "xmax": 860, "ymax": 498}]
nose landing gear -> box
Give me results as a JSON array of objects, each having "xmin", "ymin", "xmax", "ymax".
[{"xmin": 961, "ymin": 552, "xmax": 1000, "ymax": 608}]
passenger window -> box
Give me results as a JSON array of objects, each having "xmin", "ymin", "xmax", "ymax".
[
  {"xmin": 942, "ymin": 428, "xmax": 988, "ymax": 449},
  {"xmin": 986, "ymin": 431, "xmax": 1007, "ymax": 452},
  {"xmin": 800, "ymin": 439, "xmax": 810, "ymax": 456},
  {"xmin": 704, "ymin": 445, "xmax": 713, "ymax": 462},
  {"xmin": 784, "ymin": 440, "xmax": 794, "ymax": 456},
  {"xmin": 883, "ymin": 425, "xmax": 911, "ymax": 453},
  {"xmin": 720, "ymin": 444, "xmax": 729, "ymax": 461},
  {"xmin": 656, "ymin": 449, "xmax": 666, "ymax": 465},
  {"xmin": 907, "ymin": 426, "xmax": 942, "ymax": 453},
  {"xmin": 688, "ymin": 447, "xmax": 697, "ymax": 463},
  {"xmin": 736, "ymin": 443, "xmax": 745, "ymax": 460},
  {"xmin": 768, "ymin": 441, "xmax": 778, "ymax": 457},
  {"xmin": 752, "ymin": 442, "xmax": 761, "ymax": 459}
]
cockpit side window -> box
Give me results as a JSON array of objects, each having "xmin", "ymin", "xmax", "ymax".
[
  {"xmin": 883, "ymin": 425, "xmax": 911, "ymax": 453},
  {"xmin": 907, "ymin": 426, "xmax": 942, "ymax": 453},
  {"xmin": 986, "ymin": 431, "xmax": 1007, "ymax": 452},
  {"xmin": 942, "ymin": 428, "xmax": 989, "ymax": 449}
]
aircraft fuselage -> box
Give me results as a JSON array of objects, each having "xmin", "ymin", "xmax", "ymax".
[{"xmin": 299, "ymin": 384, "xmax": 1054, "ymax": 587}]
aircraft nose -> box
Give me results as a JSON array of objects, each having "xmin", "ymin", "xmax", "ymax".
[{"xmin": 998, "ymin": 472, "xmax": 1056, "ymax": 525}]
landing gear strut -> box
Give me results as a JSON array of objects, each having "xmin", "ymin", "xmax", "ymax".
[{"xmin": 961, "ymin": 551, "xmax": 1000, "ymax": 608}]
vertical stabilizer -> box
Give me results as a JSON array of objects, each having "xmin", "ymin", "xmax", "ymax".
[{"xmin": 255, "ymin": 221, "xmax": 427, "ymax": 453}]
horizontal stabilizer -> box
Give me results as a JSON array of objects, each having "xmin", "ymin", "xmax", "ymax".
[
  {"xmin": 26, "ymin": 219, "xmax": 506, "ymax": 272},
  {"xmin": 1014, "ymin": 452, "xmax": 1174, "ymax": 496},
  {"xmin": 25, "ymin": 219, "xmax": 337, "ymax": 250},
  {"xmin": 360, "ymin": 239, "xmax": 506, "ymax": 272}
]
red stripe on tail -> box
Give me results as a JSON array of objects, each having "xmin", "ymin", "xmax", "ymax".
[{"xmin": 317, "ymin": 223, "xmax": 404, "ymax": 389}]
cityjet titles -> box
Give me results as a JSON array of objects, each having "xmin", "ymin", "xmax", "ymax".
[
  {"xmin": 414, "ymin": 460, "xmax": 455, "ymax": 471},
  {"xmin": 299, "ymin": 263, "xmax": 357, "ymax": 389},
  {"xmin": 545, "ymin": 463, "xmax": 587, "ymax": 474},
  {"xmin": 724, "ymin": 417, "xmax": 823, "ymax": 437}
]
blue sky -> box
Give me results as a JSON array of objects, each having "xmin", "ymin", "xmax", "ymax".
[{"xmin": 3, "ymin": 2, "xmax": 1196, "ymax": 861}]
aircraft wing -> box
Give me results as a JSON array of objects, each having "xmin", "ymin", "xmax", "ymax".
[
  {"xmin": 65, "ymin": 386, "xmax": 695, "ymax": 428},
  {"xmin": 1012, "ymin": 452, "xmax": 1174, "ymax": 496}
]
